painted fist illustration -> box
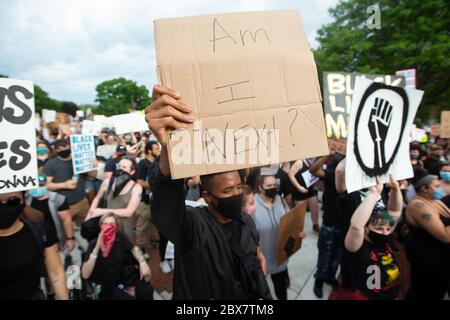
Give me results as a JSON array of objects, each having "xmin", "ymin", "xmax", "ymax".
[{"xmin": 368, "ymin": 98, "xmax": 393, "ymax": 171}]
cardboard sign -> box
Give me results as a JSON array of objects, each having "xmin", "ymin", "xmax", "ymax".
[
  {"xmin": 70, "ymin": 135, "xmax": 96, "ymax": 175},
  {"xmin": 0, "ymin": 78, "xmax": 38, "ymax": 194},
  {"xmin": 441, "ymin": 111, "xmax": 450, "ymax": 138},
  {"xmin": 277, "ymin": 201, "xmax": 307, "ymax": 266},
  {"xmin": 56, "ymin": 112, "xmax": 71, "ymax": 124},
  {"xmin": 111, "ymin": 112, "xmax": 149, "ymax": 135},
  {"xmin": 42, "ymin": 109, "xmax": 56, "ymax": 123},
  {"xmin": 323, "ymin": 72, "xmax": 405, "ymax": 140},
  {"xmin": 430, "ymin": 124, "xmax": 441, "ymax": 137},
  {"xmin": 345, "ymin": 77, "xmax": 423, "ymax": 193},
  {"xmin": 154, "ymin": 10, "xmax": 328, "ymax": 179}
]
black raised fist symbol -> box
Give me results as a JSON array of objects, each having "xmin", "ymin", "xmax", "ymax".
[{"xmin": 368, "ymin": 97, "xmax": 393, "ymax": 171}]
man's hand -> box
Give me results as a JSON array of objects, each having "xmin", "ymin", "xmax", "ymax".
[
  {"xmin": 65, "ymin": 180, "xmax": 77, "ymax": 190},
  {"xmin": 386, "ymin": 174, "xmax": 400, "ymax": 191},
  {"xmin": 144, "ymin": 85, "xmax": 194, "ymax": 144},
  {"xmin": 139, "ymin": 261, "xmax": 152, "ymax": 283},
  {"xmin": 298, "ymin": 231, "xmax": 307, "ymax": 239}
]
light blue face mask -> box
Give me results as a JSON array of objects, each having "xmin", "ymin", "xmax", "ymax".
[
  {"xmin": 28, "ymin": 187, "xmax": 48, "ymax": 199},
  {"xmin": 432, "ymin": 188, "xmax": 445, "ymax": 200},
  {"xmin": 440, "ymin": 171, "xmax": 450, "ymax": 181}
]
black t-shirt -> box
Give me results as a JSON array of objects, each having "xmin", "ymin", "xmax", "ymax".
[
  {"xmin": 0, "ymin": 222, "xmax": 58, "ymax": 300},
  {"xmin": 423, "ymin": 157, "xmax": 442, "ymax": 175},
  {"xmin": 344, "ymin": 241, "xmax": 400, "ymax": 300},
  {"xmin": 276, "ymin": 168, "xmax": 293, "ymax": 197},
  {"xmin": 84, "ymin": 231, "xmax": 134, "ymax": 294},
  {"xmin": 321, "ymin": 169, "xmax": 343, "ymax": 228},
  {"xmin": 105, "ymin": 158, "xmax": 119, "ymax": 174},
  {"xmin": 44, "ymin": 157, "xmax": 86, "ymax": 205},
  {"xmin": 30, "ymin": 197, "xmax": 69, "ymax": 238},
  {"xmin": 137, "ymin": 158, "xmax": 156, "ymax": 204}
]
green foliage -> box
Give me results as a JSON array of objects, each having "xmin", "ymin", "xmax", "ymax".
[
  {"xmin": 314, "ymin": 0, "xmax": 450, "ymax": 121},
  {"xmin": 34, "ymin": 84, "xmax": 62, "ymax": 113},
  {"xmin": 94, "ymin": 77, "xmax": 151, "ymax": 116}
]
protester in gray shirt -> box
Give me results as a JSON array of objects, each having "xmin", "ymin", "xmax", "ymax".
[{"xmin": 253, "ymin": 174, "xmax": 306, "ymax": 300}]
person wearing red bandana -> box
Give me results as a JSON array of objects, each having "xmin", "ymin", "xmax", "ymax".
[{"xmin": 81, "ymin": 213, "xmax": 153, "ymax": 300}]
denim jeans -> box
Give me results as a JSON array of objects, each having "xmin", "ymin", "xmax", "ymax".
[{"xmin": 314, "ymin": 224, "xmax": 343, "ymax": 282}]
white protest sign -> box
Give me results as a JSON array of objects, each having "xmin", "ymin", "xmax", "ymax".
[
  {"xmin": 82, "ymin": 120, "xmax": 100, "ymax": 136},
  {"xmin": 345, "ymin": 77, "xmax": 423, "ymax": 193},
  {"xmin": 0, "ymin": 78, "xmax": 38, "ymax": 194},
  {"xmin": 70, "ymin": 135, "xmax": 96, "ymax": 175},
  {"xmin": 301, "ymin": 170, "xmax": 319, "ymax": 188},
  {"xmin": 111, "ymin": 112, "xmax": 149, "ymax": 135},
  {"xmin": 42, "ymin": 109, "xmax": 56, "ymax": 123}
]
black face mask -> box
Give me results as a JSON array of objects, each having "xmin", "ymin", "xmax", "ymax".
[
  {"xmin": 0, "ymin": 203, "xmax": 25, "ymax": 229},
  {"xmin": 264, "ymin": 187, "xmax": 278, "ymax": 199},
  {"xmin": 57, "ymin": 149, "xmax": 71, "ymax": 158},
  {"xmin": 368, "ymin": 230, "xmax": 390, "ymax": 246},
  {"xmin": 113, "ymin": 170, "xmax": 132, "ymax": 198},
  {"xmin": 211, "ymin": 193, "xmax": 243, "ymax": 220}
]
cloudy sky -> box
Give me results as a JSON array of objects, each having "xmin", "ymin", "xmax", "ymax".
[{"xmin": 0, "ymin": 0, "xmax": 339, "ymax": 104}]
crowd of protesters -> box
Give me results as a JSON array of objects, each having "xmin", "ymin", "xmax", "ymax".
[{"xmin": 0, "ymin": 85, "xmax": 449, "ymax": 300}]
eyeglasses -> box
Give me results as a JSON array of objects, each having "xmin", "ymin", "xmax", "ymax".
[{"xmin": 0, "ymin": 197, "xmax": 22, "ymax": 207}]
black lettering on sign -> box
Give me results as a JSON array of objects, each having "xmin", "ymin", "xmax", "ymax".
[
  {"xmin": 211, "ymin": 18, "xmax": 271, "ymax": 52},
  {"xmin": 0, "ymin": 85, "xmax": 33, "ymax": 124},
  {"xmin": 215, "ymin": 81, "xmax": 255, "ymax": 105},
  {"xmin": 240, "ymin": 28, "xmax": 270, "ymax": 46},
  {"xmin": 0, "ymin": 140, "xmax": 31, "ymax": 171}
]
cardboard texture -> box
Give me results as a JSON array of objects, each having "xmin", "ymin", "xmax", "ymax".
[
  {"xmin": 430, "ymin": 124, "xmax": 441, "ymax": 137},
  {"xmin": 154, "ymin": 10, "xmax": 328, "ymax": 179},
  {"xmin": 441, "ymin": 111, "xmax": 450, "ymax": 138},
  {"xmin": 277, "ymin": 201, "xmax": 307, "ymax": 266}
]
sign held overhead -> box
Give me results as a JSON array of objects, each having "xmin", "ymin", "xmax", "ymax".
[{"xmin": 154, "ymin": 10, "xmax": 329, "ymax": 179}]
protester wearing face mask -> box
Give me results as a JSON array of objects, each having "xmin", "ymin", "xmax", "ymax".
[
  {"xmin": 0, "ymin": 191, "xmax": 69, "ymax": 300},
  {"xmin": 409, "ymin": 143, "xmax": 424, "ymax": 169},
  {"xmin": 86, "ymin": 158, "xmax": 143, "ymax": 242},
  {"xmin": 37, "ymin": 141, "xmax": 51, "ymax": 173},
  {"xmin": 104, "ymin": 145, "xmax": 128, "ymax": 180},
  {"xmin": 438, "ymin": 162, "xmax": 450, "ymax": 198},
  {"xmin": 145, "ymin": 84, "xmax": 272, "ymax": 300},
  {"xmin": 424, "ymin": 145, "xmax": 444, "ymax": 176},
  {"xmin": 404, "ymin": 170, "xmax": 450, "ymax": 300},
  {"xmin": 253, "ymin": 175, "xmax": 306, "ymax": 300},
  {"xmin": 44, "ymin": 139, "xmax": 97, "ymax": 227},
  {"xmin": 27, "ymin": 175, "xmax": 76, "ymax": 252},
  {"xmin": 342, "ymin": 175, "xmax": 403, "ymax": 300},
  {"xmin": 81, "ymin": 213, "xmax": 152, "ymax": 300}
]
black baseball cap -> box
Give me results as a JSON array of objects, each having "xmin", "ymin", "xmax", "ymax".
[{"xmin": 52, "ymin": 139, "xmax": 69, "ymax": 148}]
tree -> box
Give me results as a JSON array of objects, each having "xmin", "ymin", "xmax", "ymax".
[
  {"xmin": 314, "ymin": 0, "xmax": 449, "ymax": 121},
  {"xmin": 34, "ymin": 84, "xmax": 62, "ymax": 113},
  {"xmin": 94, "ymin": 77, "xmax": 151, "ymax": 116}
]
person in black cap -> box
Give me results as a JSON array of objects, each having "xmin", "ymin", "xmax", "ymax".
[{"xmin": 104, "ymin": 145, "xmax": 128, "ymax": 180}]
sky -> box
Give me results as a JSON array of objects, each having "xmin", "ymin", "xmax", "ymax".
[{"xmin": 0, "ymin": 0, "xmax": 340, "ymax": 105}]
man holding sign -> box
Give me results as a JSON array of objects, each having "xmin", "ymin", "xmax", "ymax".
[
  {"xmin": 44, "ymin": 139, "xmax": 97, "ymax": 227},
  {"xmin": 146, "ymin": 85, "xmax": 272, "ymax": 300}
]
